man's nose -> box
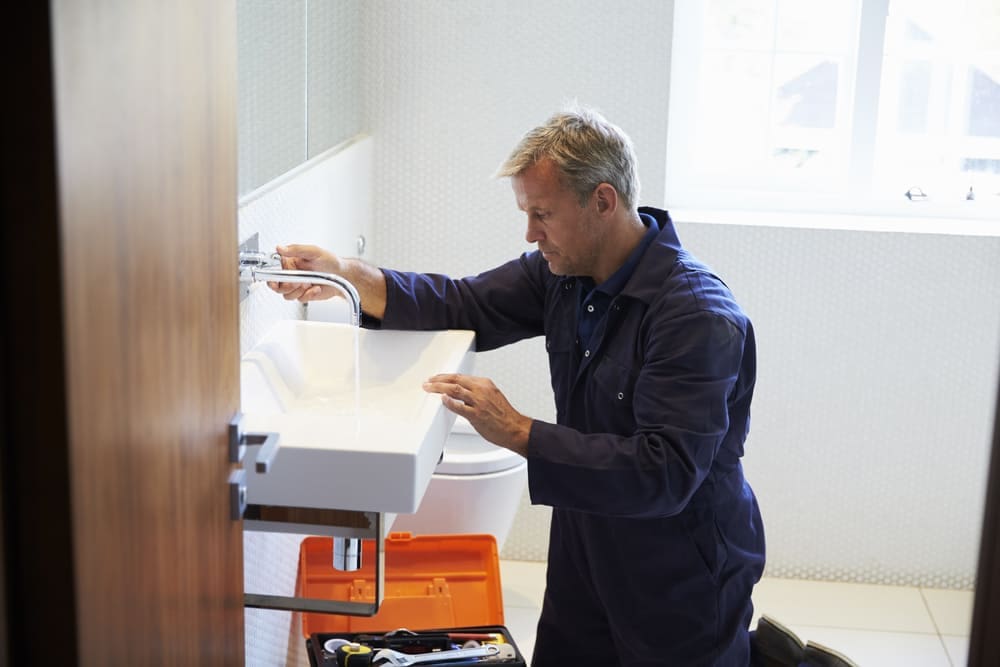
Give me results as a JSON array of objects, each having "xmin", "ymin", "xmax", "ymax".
[{"xmin": 525, "ymin": 219, "xmax": 543, "ymax": 244}]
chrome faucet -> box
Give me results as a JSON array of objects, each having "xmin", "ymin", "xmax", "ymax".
[{"xmin": 238, "ymin": 250, "xmax": 361, "ymax": 326}]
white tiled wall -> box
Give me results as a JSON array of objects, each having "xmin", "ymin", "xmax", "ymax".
[
  {"xmin": 361, "ymin": 0, "xmax": 1000, "ymax": 591},
  {"xmin": 677, "ymin": 221, "xmax": 1000, "ymax": 590}
]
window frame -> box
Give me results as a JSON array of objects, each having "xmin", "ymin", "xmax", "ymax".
[{"xmin": 665, "ymin": 0, "xmax": 1000, "ymax": 224}]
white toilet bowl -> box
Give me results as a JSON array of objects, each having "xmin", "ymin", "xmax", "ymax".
[{"xmin": 392, "ymin": 417, "xmax": 527, "ymax": 550}]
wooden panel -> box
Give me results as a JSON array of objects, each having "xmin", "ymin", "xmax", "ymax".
[{"xmin": 51, "ymin": 1, "xmax": 242, "ymax": 664}]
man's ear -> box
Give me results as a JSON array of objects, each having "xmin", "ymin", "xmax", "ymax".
[{"xmin": 594, "ymin": 183, "xmax": 618, "ymax": 215}]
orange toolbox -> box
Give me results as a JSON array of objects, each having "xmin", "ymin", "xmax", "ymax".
[{"xmin": 297, "ymin": 532, "xmax": 506, "ymax": 637}]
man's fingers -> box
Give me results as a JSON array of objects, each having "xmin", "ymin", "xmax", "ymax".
[
  {"xmin": 422, "ymin": 376, "xmax": 461, "ymax": 393},
  {"xmin": 425, "ymin": 373, "xmax": 461, "ymax": 385},
  {"xmin": 275, "ymin": 243, "xmax": 323, "ymax": 261},
  {"xmin": 266, "ymin": 280, "xmax": 297, "ymax": 296},
  {"xmin": 441, "ymin": 393, "xmax": 470, "ymax": 412},
  {"xmin": 265, "ymin": 281, "xmax": 323, "ymax": 302},
  {"xmin": 423, "ymin": 379, "xmax": 467, "ymax": 400},
  {"xmin": 423, "ymin": 378, "xmax": 477, "ymax": 408}
]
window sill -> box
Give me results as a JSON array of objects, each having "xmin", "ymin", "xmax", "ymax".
[{"xmin": 670, "ymin": 208, "xmax": 1000, "ymax": 238}]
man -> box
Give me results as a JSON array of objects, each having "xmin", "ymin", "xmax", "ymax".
[{"xmin": 271, "ymin": 107, "xmax": 766, "ymax": 665}]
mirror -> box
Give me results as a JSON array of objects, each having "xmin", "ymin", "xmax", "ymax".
[{"xmin": 237, "ymin": 0, "xmax": 363, "ymax": 197}]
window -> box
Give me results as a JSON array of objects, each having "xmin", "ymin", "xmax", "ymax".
[{"xmin": 666, "ymin": 0, "xmax": 1000, "ymax": 220}]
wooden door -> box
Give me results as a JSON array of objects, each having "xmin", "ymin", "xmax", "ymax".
[{"xmin": 1, "ymin": 1, "xmax": 243, "ymax": 664}]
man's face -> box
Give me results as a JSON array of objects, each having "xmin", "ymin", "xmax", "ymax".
[{"xmin": 512, "ymin": 158, "xmax": 603, "ymax": 278}]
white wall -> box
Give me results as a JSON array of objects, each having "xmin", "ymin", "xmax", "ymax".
[
  {"xmin": 362, "ymin": 0, "xmax": 1000, "ymax": 590},
  {"xmin": 676, "ymin": 219, "xmax": 1000, "ymax": 589}
]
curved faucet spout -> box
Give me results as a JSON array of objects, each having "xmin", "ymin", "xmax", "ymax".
[{"xmin": 245, "ymin": 265, "xmax": 362, "ymax": 327}]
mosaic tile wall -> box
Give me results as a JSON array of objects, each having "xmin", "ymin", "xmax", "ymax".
[
  {"xmin": 676, "ymin": 221, "xmax": 1000, "ymax": 590},
  {"xmin": 361, "ymin": 1, "xmax": 1000, "ymax": 591}
]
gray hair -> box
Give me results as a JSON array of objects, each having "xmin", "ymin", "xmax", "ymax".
[{"xmin": 496, "ymin": 105, "xmax": 641, "ymax": 210}]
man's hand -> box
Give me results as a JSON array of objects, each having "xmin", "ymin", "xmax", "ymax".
[
  {"xmin": 269, "ymin": 244, "xmax": 343, "ymax": 302},
  {"xmin": 423, "ymin": 373, "xmax": 531, "ymax": 456},
  {"xmin": 267, "ymin": 243, "xmax": 389, "ymax": 319}
]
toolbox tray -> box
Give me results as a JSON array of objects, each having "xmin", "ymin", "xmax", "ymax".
[
  {"xmin": 306, "ymin": 625, "xmax": 526, "ymax": 667},
  {"xmin": 298, "ymin": 532, "xmax": 505, "ymax": 637}
]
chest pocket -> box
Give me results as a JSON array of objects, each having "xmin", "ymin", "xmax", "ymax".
[
  {"xmin": 545, "ymin": 335, "xmax": 577, "ymax": 419},
  {"xmin": 589, "ymin": 354, "xmax": 638, "ymax": 432}
]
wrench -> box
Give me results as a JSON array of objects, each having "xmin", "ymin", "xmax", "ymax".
[{"xmin": 373, "ymin": 643, "xmax": 502, "ymax": 665}]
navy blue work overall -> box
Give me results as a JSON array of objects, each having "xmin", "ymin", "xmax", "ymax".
[{"xmin": 377, "ymin": 207, "xmax": 766, "ymax": 666}]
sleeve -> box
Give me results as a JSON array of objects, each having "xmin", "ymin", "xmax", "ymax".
[
  {"xmin": 377, "ymin": 252, "xmax": 549, "ymax": 351},
  {"xmin": 526, "ymin": 309, "xmax": 748, "ymax": 518}
]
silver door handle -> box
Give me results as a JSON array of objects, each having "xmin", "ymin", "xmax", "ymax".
[{"xmin": 228, "ymin": 412, "xmax": 280, "ymax": 472}]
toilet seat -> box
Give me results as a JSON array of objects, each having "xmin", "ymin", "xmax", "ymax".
[{"xmin": 436, "ymin": 417, "xmax": 526, "ymax": 475}]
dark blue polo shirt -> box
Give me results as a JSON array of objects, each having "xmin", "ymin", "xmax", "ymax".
[{"xmin": 577, "ymin": 213, "xmax": 660, "ymax": 354}]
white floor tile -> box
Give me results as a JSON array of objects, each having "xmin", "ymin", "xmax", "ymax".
[
  {"xmin": 499, "ymin": 560, "xmax": 546, "ymax": 608},
  {"xmin": 752, "ymin": 577, "xmax": 938, "ymax": 633},
  {"xmin": 920, "ymin": 587, "xmax": 974, "ymax": 636},
  {"xmin": 499, "ymin": 559, "xmax": 544, "ymax": 661},
  {"xmin": 940, "ymin": 635, "xmax": 970, "ymax": 666},
  {"xmin": 788, "ymin": 625, "xmax": 952, "ymax": 667},
  {"xmin": 503, "ymin": 605, "xmax": 540, "ymax": 662}
]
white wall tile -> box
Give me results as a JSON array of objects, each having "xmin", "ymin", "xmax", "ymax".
[{"xmin": 680, "ymin": 222, "xmax": 1000, "ymax": 589}]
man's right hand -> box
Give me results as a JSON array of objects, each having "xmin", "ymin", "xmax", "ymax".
[
  {"xmin": 268, "ymin": 244, "xmax": 343, "ymax": 302},
  {"xmin": 267, "ymin": 243, "xmax": 389, "ymax": 319}
]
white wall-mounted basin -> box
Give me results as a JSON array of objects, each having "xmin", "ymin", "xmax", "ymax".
[{"xmin": 240, "ymin": 320, "xmax": 475, "ymax": 513}]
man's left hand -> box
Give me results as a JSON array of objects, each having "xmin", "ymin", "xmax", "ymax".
[{"xmin": 422, "ymin": 373, "xmax": 531, "ymax": 457}]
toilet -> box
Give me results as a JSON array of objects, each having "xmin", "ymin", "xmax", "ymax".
[
  {"xmin": 304, "ymin": 301, "xmax": 528, "ymax": 550},
  {"xmin": 392, "ymin": 416, "xmax": 527, "ymax": 550}
]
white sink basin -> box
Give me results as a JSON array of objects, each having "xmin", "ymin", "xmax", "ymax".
[{"xmin": 240, "ymin": 320, "xmax": 475, "ymax": 513}]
